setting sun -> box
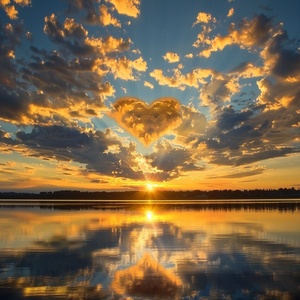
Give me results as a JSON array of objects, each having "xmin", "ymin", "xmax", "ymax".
[{"xmin": 146, "ymin": 183, "xmax": 155, "ymax": 192}]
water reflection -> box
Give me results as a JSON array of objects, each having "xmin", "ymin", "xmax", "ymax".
[{"xmin": 0, "ymin": 203, "xmax": 299, "ymax": 299}]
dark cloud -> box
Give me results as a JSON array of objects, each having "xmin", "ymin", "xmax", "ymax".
[
  {"xmin": 44, "ymin": 13, "xmax": 130, "ymax": 56},
  {"xmin": 235, "ymin": 147, "xmax": 299, "ymax": 166},
  {"xmin": 0, "ymin": 22, "xmax": 24, "ymax": 90},
  {"xmin": 216, "ymin": 106, "xmax": 253, "ymax": 131},
  {"xmin": 207, "ymin": 167, "xmax": 265, "ymax": 179},
  {"xmin": 200, "ymin": 74, "xmax": 239, "ymax": 108},
  {"xmin": 149, "ymin": 140, "xmax": 205, "ymax": 180},
  {"xmin": 0, "ymin": 87, "xmax": 30, "ymax": 122},
  {"xmin": 11, "ymin": 125, "xmax": 201, "ymax": 181},
  {"xmin": 206, "ymin": 123, "xmax": 262, "ymax": 151}
]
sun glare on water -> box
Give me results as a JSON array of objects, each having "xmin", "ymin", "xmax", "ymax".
[{"xmin": 146, "ymin": 210, "xmax": 153, "ymax": 220}]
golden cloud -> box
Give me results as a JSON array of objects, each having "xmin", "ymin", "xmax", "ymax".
[
  {"xmin": 99, "ymin": 4, "xmax": 121, "ymax": 27},
  {"xmin": 193, "ymin": 12, "xmax": 216, "ymax": 26},
  {"xmin": 111, "ymin": 253, "xmax": 181, "ymax": 297},
  {"xmin": 163, "ymin": 52, "xmax": 180, "ymax": 63},
  {"xmin": 107, "ymin": 0, "xmax": 140, "ymax": 18},
  {"xmin": 0, "ymin": 0, "xmax": 31, "ymax": 19},
  {"xmin": 110, "ymin": 97, "xmax": 182, "ymax": 145},
  {"xmin": 227, "ymin": 8, "xmax": 234, "ymax": 17}
]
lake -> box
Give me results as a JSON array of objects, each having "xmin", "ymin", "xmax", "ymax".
[{"xmin": 0, "ymin": 200, "xmax": 300, "ymax": 299}]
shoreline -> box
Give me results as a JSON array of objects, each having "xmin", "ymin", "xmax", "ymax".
[{"xmin": 1, "ymin": 198, "xmax": 300, "ymax": 211}]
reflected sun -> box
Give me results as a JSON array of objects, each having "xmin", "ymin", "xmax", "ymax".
[{"xmin": 146, "ymin": 210, "xmax": 153, "ymax": 220}]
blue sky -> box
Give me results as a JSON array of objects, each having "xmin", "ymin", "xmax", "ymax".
[{"xmin": 0, "ymin": 0, "xmax": 299, "ymax": 192}]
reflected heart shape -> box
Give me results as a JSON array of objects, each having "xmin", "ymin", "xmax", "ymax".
[{"xmin": 110, "ymin": 97, "xmax": 182, "ymax": 145}]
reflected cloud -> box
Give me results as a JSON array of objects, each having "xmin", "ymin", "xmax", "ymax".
[{"xmin": 111, "ymin": 252, "xmax": 181, "ymax": 297}]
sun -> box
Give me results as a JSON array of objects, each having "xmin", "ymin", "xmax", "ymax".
[{"xmin": 146, "ymin": 182, "xmax": 155, "ymax": 192}]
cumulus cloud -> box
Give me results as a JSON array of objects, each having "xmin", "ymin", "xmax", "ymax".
[
  {"xmin": 229, "ymin": 61, "xmax": 265, "ymax": 78},
  {"xmin": 200, "ymin": 74, "xmax": 240, "ymax": 108},
  {"xmin": 144, "ymin": 81, "xmax": 154, "ymax": 89},
  {"xmin": 0, "ymin": 125, "xmax": 206, "ymax": 182},
  {"xmin": 163, "ymin": 52, "xmax": 180, "ymax": 63},
  {"xmin": 0, "ymin": 0, "xmax": 31, "ymax": 19},
  {"xmin": 148, "ymin": 139, "xmax": 205, "ymax": 181},
  {"xmin": 193, "ymin": 12, "xmax": 216, "ymax": 26},
  {"xmin": 44, "ymin": 14, "xmax": 131, "ymax": 55},
  {"xmin": 227, "ymin": 8, "xmax": 234, "ymax": 17},
  {"xmin": 11, "ymin": 125, "xmax": 144, "ymax": 179},
  {"xmin": 185, "ymin": 53, "xmax": 193, "ymax": 59},
  {"xmin": 106, "ymin": 0, "xmax": 140, "ymax": 18},
  {"xmin": 216, "ymin": 106, "xmax": 253, "ymax": 130},
  {"xmin": 110, "ymin": 97, "xmax": 182, "ymax": 146},
  {"xmin": 98, "ymin": 4, "xmax": 121, "ymax": 27},
  {"xmin": 174, "ymin": 105, "xmax": 207, "ymax": 146},
  {"xmin": 66, "ymin": 0, "xmax": 126, "ymax": 26},
  {"xmin": 150, "ymin": 68, "xmax": 214, "ymax": 90},
  {"xmin": 106, "ymin": 56, "xmax": 147, "ymax": 80},
  {"xmin": 0, "ymin": 11, "xmax": 148, "ymax": 126},
  {"xmin": 196, "ymin": 14, "xmax": 274, "ymax": 58}
]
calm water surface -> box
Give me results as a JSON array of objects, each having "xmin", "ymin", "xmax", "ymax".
[{"xmin": 0, "ymin": 200, "xmax": 300, "ymax": 299}]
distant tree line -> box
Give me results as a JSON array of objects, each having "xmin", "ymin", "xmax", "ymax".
[{"xmin": 0, "ymin": 187, "xmax": 299, "ymax": 200}]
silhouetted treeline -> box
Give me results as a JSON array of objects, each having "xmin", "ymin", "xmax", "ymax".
[{"xmin": 0, "ymin": 187, "xmax": 299, "ymax": 200}]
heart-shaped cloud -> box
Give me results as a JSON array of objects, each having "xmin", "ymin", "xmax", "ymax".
[{"xmin": 110, "ymin": 97, "xmax": 182, "ymax": 145}]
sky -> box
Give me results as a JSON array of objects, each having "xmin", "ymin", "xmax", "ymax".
[{"xmin": 0, "ymin": 0, "xmax": 299, "ymax": 192}]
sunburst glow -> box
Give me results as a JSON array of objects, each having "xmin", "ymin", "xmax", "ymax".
[
  {"xmin": 146, "ymin": 183, "xmax": 155, "ymax": 192},
  {"xmin": 146, "ymin": 210, "xmax": 153, "ymax": 220}
]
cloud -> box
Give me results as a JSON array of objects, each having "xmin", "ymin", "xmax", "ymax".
[
  {"xmin": 0, "ymin": 0, "xmax": 31, "ymax": 19},
  {"xmin": 227, "ymin": 8, "xmax": 234, "ymax": 17},
  {"xmin": 144, "ymin": 81, "xmax": 154, "ymax": 89},
  {"xmin": 99, "ymin": 4, "xmax": 121, "ymax": 27},
  {"xmin": 110, "ymin": 97, "xmax": 182, "ymax": 146},
  {"xmin": 149, "ymin": 139, "xmax": 205, "ymax": 180},
  {"xmin": 193, "ymin": 12, "xmax": 216, "ymax": 26},
  {"xmin": 107, "ymin": 0, "xmax": 140, "ymax": 18},
  {"xmin": 66, "ymin": 2, "xmax": 121, "ymax": 27},
  {"xmin": 150, "ymin": 68, "xmax": 214, "ymax": 90},
  {"xmin": 0, "ymin": 87, "xmax": 31, "ymax": 123},
  {"xmin": 185, "ymin": 53, "xmax": 193, "ymax": 59},
  {"xmin": 163, "ymin": 52, "xmax": 180, "ymax": 63},
  {"xmin": 174, "ymin": 105, "xmax": 207, "ymax": 146},
  {"xmin": 200, "ymin": 74, "xmax": 240, "ymax": 108},
  {"xmin": 201, "ymin": 100, "xmax": 300, "ymax": 167},
  {"xmin": 216, "ymin": 106, "xmax": 253, "ymax": 130},
  {"xmin": 111, "ymin": 253, "xmax": 181, "ymax": 297},
  {"xmin": 207, "ymin": 165, "xmax": 266, "ymax": 179},
  {"xmin": 235, "ymin": 147, "xmax": 299, "ymax": 166},
  {"xmin": 106, "ymin": 56, "xmax": 147, "ymax": 80},
  {"xmin": 229, "ymin": 61, "xmax": 265, "ymax": 78},
  {"xmin": 11, "ymin": 125, "xmax": 146, "ymax": 180},
  {"xmin": 44, "ymin": 14, "xmax": 131, "ymax": 55},
  {"xmin": 196, "ymin": 14, "xmax": 274, "ymax": 58},
  {"xmin": 0, "ymin": 13, "xmax": 147, "ymax": 126},
  {"xmin": 0, "ymin": 124, "xmax": 208, "ymax": 182}
]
